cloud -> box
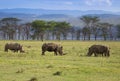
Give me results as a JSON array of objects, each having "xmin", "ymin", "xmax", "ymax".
[
  {"xmin": 106, "ymin": 0, "xmax": 112, "ymax": 6},
  {"xmin": 85, "ymin": 0, "xmax": 93, "ymax": 6},
  {"xmin": 85, "ymin": 0, "xmax": 112, "ymax": 6}
]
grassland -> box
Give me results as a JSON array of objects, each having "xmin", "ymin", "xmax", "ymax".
[{"xmin": 0, "ymin": 40, "xmax": 120, "ymax": 81}]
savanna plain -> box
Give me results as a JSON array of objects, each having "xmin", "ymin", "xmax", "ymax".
[{"xmin": 0, "ymin": 40, "xmax": 120, "ymax": 81}]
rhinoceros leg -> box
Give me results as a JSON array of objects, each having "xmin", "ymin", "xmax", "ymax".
[
  {"xmin": 58, "ymin": 51, "xmax": 63, "ymax": 55},
  {"xmin": 94, "ymin": 53, "xmax": 97, "ymax": 57},
  {"xmin": 101, "ymin": 53, "xmax": 104, "ymax": 57},
  {"xmin": 54, "ymin": 50, "xmax": 58, "ymax": 55},
  {"xmin": 104, "ymin": 53, "xmax": 107, "ymax": 57},
  {"xmin": 42, "ymin": 51, "xmax": 45, "ymax": 55},
  {"xmin": 5, "ymin": 49, "xmax": 8, "ymax": 52}
]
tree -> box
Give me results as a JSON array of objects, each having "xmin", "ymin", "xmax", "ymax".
[
  {"xmin": 80, "ymin": 16, "xmax": 91, "ymax": 27},
  {"xmin": 0, "ymin": 17, "xmax": 20, "ymax": 40},
  {"xmin": 0, "ymin": 20, "xmax": 7, "ymax": 39},
  {"xmin": 92, "ymin": 24, "xmax": 100, "ymax": 40},
  {"xmin": 99, "ymin": 23, "xmax": 109, "ymax": 41},
  {"xmin": 116, "ymin": 24, "xmax": 120, "ymax": 39},
  {"xmin": 32, "ymin": 20, "xmax": 47, "ymax": 41},
  {"xmin": 59, "ymin": 22, "xmax": 71, "ymax": 40},
  {"xmin": 81, "ymin": 27, "xmax": 89, "ymax": 40},
  {"xmin": 22, "ymin": 22, "xmax": 31, "ymax": 40},
  {"xmin": 46, "ymin": 21, "xmax": 57, "ymax": 40},
  {"xmin": 55, "ymin": 21, "xmax": 71, "ymax": 40},
  {"xmin": 17, "ymin": 24, "xmax": 24, "ymax": 40},
  {"xmin": 80, "ymin": 16, "xmax": 100, "ymax": 40},
  {"xmin": 91, "ymin": 16, "xmax": 100, "ymax": 40},
  {"xmin": 76, "ymin": 28, "xmax": 81, "ymax": 40},
  {"xmin": 80, "ymin": 16, "xmax": 92, "ymax": 40},
  {"xmin": 69, "ymin": 27, "xmax": 75, "ymax": 40},
  {"xmin": 108, "ymin": 24, "xmax": 114, "ymax": 40}
]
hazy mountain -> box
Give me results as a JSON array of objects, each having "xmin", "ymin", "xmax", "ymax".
[
  {"xmin": 0, "ymin": 8, "xmax": 119, "ymax": 16},
  {"xmin": 86, "ymin": 14, "xmax": 120, "ymax": 25},
  {"xmin": 0, "ymin": 12, "xmax": 34, "ymax": 18},
  {"xmin": 0, "ymin": 8, "xmax": 120, "ymax": 26}
]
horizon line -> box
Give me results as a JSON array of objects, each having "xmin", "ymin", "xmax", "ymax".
[{"xmin": 0, "ymin": 8, "xmax": 119, "ymax": 12}]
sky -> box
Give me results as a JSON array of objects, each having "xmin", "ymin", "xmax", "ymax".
[{"xmin": 0, "ymin": 0, "xmax": 120, "ymax": 12}]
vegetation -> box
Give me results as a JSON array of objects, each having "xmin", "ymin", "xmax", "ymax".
[
  {"xmin": 0, "ymin": 16, "xmax": 120, "ymax": 41},
  {"xmin": 0, "ymin": 40, "xmax": 120, "ymax": 81},
  {"xmin": 0, "ymin": 18, "xmax": 20, "ymax": 40},
  {"xmin": 116, "ymin": 24, "xmax": 120, "ymax": 39},
  {"xmin": 80, "ymin": 16, "xmax": 100, "ymax": 40}
]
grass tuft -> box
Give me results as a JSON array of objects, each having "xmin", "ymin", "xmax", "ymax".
[
  {"xmin": 28, "ymin": 77, "xmax": 38, "ymax": 81},
  {"xmin": 46, "ymin": 65, "xmax": 53, "ymax": 68},
  {"xmin": 53, "ymin": 71, "xmax": 62, "ymax": 76},
  {"xmin": 16, "ymin": 68, "xmax": 24, "ymax": 73}
]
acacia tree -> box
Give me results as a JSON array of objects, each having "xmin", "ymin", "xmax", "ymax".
[
  {"xmin": 116, "ymin": 24, "xmax": 120, "ymax": 39},
  {"xmin": 55, "ymin": 21, "xmax": 71, "ymax": 40},
  {"xmin": 76, "ymin": 28, "xmax": 81, "ymax": 40},
  {"xmin": 91, "ymin": 17, "xmax": 100, "ymax": 40},
  {"xmin": 81, "ymin": 27, "xmax": 89, "ymax": 40},
  {"xmin": 46, "ymin": 21, "xmax": 57, "ymax": 40},
  {"xmin": 60, "ymin": 22, "xmax": 71, "ymax": 40},
  {"xmin": 0, "ymin": 20, "xmax": 7, "ymax": 39},
  {"xmin": 80, "ymin": 16, "xmax": 100, "ymax": 40},
  {"xmin": 108, "ymin": 24, "xmax": 114, "ymax": 40},
  {"xmin": 0, "ymin": 17, "xmax": 20, "ymax": 40},
  {"xmin": 99, "ymin": 23, "xmax": 110, "ymax": 40},
  {"xmin": 69, "ymin": 27, "xmax": 75, "ymax": 40},
  {"xmin": 80, "ymin": 16, "xmax": 92, "ymax": 40},
  {"xmin": 17, "ymin": 24, "xmax": 22, "ymax": 40},
  {"xmin": 32, "ymin": 20, "xmax": 47, "ymax": 41},
  {"xmin": 22, "ymin": 22, "xmax": 31, "ymax": 40},
  {"xmin": 92, "ymin": 24, "xmax": 100, "ymax": 40}
]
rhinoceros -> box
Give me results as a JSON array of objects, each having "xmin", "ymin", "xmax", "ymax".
[
  {"xmin": 41, "ymin": 43, "xmax": 63, "ymax": 55},
  {"xmin": 87, "ymin": 45, "xmax": 110, "ymax": 57},
  {"xmin": 4, "ymin": 43, "xmax": 24, "ymax": 53}
]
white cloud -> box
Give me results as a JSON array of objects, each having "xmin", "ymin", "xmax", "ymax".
[
  {"xmin": 85, "ymin": 0, "xmax": 93, "ymax": 6},
  {"xmin": 106, "ymin": 0, "xmax": 112, "ymax": 6},
  {"xmin": 85, "ymin": 0, "xmax": 112, "ymax": 6}
]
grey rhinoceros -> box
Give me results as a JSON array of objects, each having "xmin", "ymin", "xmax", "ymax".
[
  {"xmin": 41, "ymin": 43, "xmax": 63, "ymax": 55},
  {"xmin": 87, "ymin": 45, "xmax": 110, "ymax": 57},
  {"xmin": 4, "ymin": 43, "xmax": 24, "ymax": 53}
]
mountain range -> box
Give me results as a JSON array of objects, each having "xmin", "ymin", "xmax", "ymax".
[{"xmin": 0, "ymin": 8, "xmax": 120, "ymax": 26}]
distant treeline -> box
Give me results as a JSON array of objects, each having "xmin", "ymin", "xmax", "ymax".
[{"xmin": 0, "ymin": 16, "xmax": 120, "ymax": 41}]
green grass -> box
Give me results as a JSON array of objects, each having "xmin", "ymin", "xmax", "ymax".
[{"xmin": 0, "ymin": 40, "xmax": 120, "ymax": 81}]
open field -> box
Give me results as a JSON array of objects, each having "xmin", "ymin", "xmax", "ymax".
[{"xmin": 0, "ymin": 40, "xmax": 120, "ymax": 81}]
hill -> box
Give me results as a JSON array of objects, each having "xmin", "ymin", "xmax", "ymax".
[
  {"xmin": 0, "ymin": 8, "xmax": 119, "ymax": 16},
  {"xmin": 0, "ymin": 8, "xmax": 120, "ymax": 26}
]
